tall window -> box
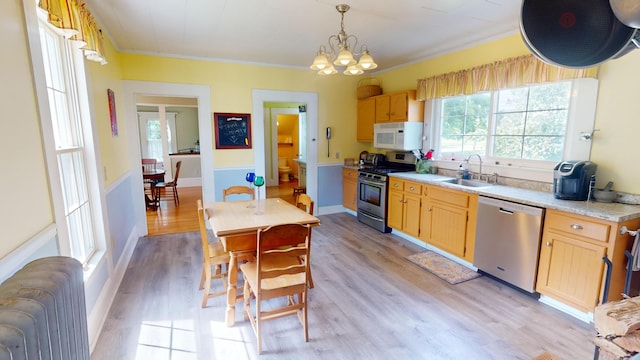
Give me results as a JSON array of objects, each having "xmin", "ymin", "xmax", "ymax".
[
  {"xmin": 39, "ymin": 18, "xmax": 97, "ymax": 264},
  {"xmin": 433, "ymin": 79, "xmax": 588, "ymax": 167}
]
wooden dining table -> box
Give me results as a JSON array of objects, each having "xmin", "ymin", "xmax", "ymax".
[{"xmin": 206, "ymin": 197, "xmax": 320, "ymax": 326}]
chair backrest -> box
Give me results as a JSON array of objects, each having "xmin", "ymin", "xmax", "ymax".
[
  {"xmin": 171, "ymin": 161, "xmax": 182, "ymax": 184},
  {"xmin": 223, "ymin": 186, "xmax": 254, "ymax": 201},
  {"xmin": 197, "ymin": 199, "xmax": 210, "ymax": 262},
  {"xmin": 256, "ymin": 223, "xmax": 311, "ymax": 288},
  {"xmin": 296, "ymin": 194, "xmax": 314, "ymax": 215},
  {"xmin": 142, "ymin": 158, "xmax": 156, "ymax": 172}
]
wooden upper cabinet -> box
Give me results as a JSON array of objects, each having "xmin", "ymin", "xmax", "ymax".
[
  {"xmin": 389, "ymin": 92, "xmax": 410, "ymax": 121},
  {"xmin": 375, "ymin": 90, "xmax": 424, "ymax": 123},
  {"xmin": 357, "ymin": 89, "xmax": 425, "ymax": 142},
  {"xmin": 375, "ymin": 95, "xmax": 391, "ymax": 123},
  {"xmin": 357, "ymin": 97, "xmax": 375, "ymax": 142}
]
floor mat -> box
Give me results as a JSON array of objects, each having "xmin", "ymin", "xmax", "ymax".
[{"xmin": 405, "ymin": 250, "xmax": 481, "ymax": 285}]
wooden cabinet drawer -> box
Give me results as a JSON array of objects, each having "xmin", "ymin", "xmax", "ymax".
[
  {"xmin": 343, "ymin": 168, "xmax": 358, "ymax": 179},
  {"xmin": 429, "ymin": 186, "xmax": 469, "ymax": 208},
  {"xmin": 545, "ymin": 210, "xmax": 610, "ymax": 243},
  {"xmin": 404, "ymin": 181, "xmax": 422, "ymax": 195},
  {"xmin": 389, "ymin": 179, "xmax": 404, "ymax": 191}
]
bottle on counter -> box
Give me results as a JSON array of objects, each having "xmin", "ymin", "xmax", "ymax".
[{"xmin": 457, "ymin": 164, "xmax": 464, "ymax": 179}]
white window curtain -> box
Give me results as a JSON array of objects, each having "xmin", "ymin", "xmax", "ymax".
[{"xmin": 138, "ymin": 112, "xmax": 177, "ymax": 165}]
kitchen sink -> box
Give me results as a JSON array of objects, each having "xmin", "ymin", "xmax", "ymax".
[{"xmin": 444, "ymin": 178, "xmax": 494, "ymax": 188}]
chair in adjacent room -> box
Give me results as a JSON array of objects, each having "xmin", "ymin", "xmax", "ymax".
[
  {"xmin": 197, "ymin": 199, "xmax": 231, "ymax": 308},
  {"xmin": 141, "ymin": 158, "xmax": 158, "ymax": 204},
  {"xmin": 155, "ymin": 160, "xmax": 182, "ymax": 205},
  {"xmin": 141, "ymin": 158, "xmax": 157, "ymax": 171},
  {"xmin": 223, "ymin": 185, "xmax": 254, "ymax": 201},
  {"xmin": 296, "ymin": 194, "xmax": 315, "ymax": 288},
  {"xmin": 241, "ymin": 223, "xmax": 312, "ymax": 353}
]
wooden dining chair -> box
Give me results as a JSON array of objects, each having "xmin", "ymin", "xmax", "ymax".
[
  {"xmin": 197, "ymin": 199, "xmax": 231, "ymax": 308},
  {"xmin": 141, "ymin": 158, "xmax": 157, "ymax": 200},
  {"xmin": 155, "ymin": 160, "xmax": 182, "ymax": 205},
  {"xmin": 296, "ymin": 194, "xmax": 315, "ymax": 288},
  {"xmin": 223, "ymin": 185, "xmax": 254, "ymax": 201},
  {"xmin": 241, "ymin": 223, "xmax": 312, "ymax": 353},
  {"xmin": 141, "ymin": 158, "xmax": 157, "ymax": 171}
]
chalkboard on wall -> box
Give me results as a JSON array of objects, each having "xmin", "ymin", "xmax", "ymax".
[{"xmin": 213, "ymin": 112, "xmax": 252, "ymax": 149}]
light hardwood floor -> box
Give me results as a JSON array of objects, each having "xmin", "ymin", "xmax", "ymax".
[{"xmin": 95, "ymin": 210, "xmax": 595, "ymax": 359}]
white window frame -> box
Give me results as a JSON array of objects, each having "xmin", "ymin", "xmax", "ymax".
[
  {"xmin": 424, "ymin": 78, "xmax": 598, "ymax": 182},
  {"xmin": 31, "ymin": 9, "xmax": 107, "ymax": 271}
]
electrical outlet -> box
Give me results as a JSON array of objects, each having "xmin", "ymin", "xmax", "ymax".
[{"xmin": 335, "ymin": 152, "xmax": 340, "ymax": 159}]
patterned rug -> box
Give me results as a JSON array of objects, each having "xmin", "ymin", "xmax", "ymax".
[{"xmin": 405, "ymin": 250, "xmax": 481, "ymax": 285}]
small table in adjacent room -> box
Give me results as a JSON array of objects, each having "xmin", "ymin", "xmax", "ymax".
[
  {"xmin": 206, "ymin": 198, "xmax": 320, "ymax": 326},
  {"xmin": 143, "ymin": 169, "xmax": 165, "ymax": 209}
]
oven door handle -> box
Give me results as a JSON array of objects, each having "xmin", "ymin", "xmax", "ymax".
[
  {"xmin": 358, "ymin": 211, "xmax": 385, "ymax": 223},
  {"xmin": 358, "ymin": 178, "xmax": 385, "ymax": 187}
]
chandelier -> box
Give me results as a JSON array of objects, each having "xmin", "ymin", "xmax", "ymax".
[{"xmin": 310, "ymin": 4, "xmax": 377, "ymax": 75}]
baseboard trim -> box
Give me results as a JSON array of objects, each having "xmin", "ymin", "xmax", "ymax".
[
  {"xmin": 538, "ymin": 295, "xmax": 593, "ymax": 323},
  {"xmin": 87, "ymin": 227, "xmax": 140, "ymax": 352}
]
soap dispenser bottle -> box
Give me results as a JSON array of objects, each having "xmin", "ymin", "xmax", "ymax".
[{"xmin": 456, "ymin": 164, "xmax": 464, "ymax": 179}]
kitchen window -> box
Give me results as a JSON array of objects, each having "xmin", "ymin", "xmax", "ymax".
[{"xmin": 429, "ymin": 78, "xmax": 598, "ymax": 174}]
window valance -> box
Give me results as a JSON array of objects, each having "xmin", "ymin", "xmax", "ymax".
[
  {"xmin": 38, "ymin": 0, "xmax": 107, "ymax": 64},
  {"xmin": 416, "ymin": 54, "xmax": 597, "ymax": 100}
]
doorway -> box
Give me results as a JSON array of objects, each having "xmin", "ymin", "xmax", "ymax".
[
  {"xmin": 263, "ymin": 105, "xmax": 305, "ymax": 204},
  {"xmin": 251, "ymin": 90, "xmax": 319, "ymax": 209},
  {"xmin": 123, "ymin": 81, "xmax": 212, "ymax": 236}
]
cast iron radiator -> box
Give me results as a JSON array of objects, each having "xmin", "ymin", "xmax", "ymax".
[{"xmin": 0, "ymin": 256, "xmax": 90, "ymax": 359}]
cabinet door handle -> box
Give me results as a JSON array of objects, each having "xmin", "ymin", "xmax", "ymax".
[
  {"xmin": 545, "ymin": 241, "xmax": 552, "ymax": 247},
  {"xmin": 409, "ymin": 186, "xmax": 415, "ymax": 191},
  {"xmin": 393, "ymin": 183, "xmax": 399, "ymax": 188},
  {"xmin": 428, "ymin": 207, "xmax": 432, "ymax": 212},
  {"xmin": 570, "ymin": 224, "xmax": 583, "ymax": 230}
]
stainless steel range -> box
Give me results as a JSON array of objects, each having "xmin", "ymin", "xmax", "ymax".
[{"xmin": 357, "ymin": 151, "xmax": 417, "ymax": 232}]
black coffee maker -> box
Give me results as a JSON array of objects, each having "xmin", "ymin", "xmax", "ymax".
[{"xmin": 553, "ymin": 161, "xmax": 597, "ymax": 200}]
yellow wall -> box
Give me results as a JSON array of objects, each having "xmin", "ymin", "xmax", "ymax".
[
  {"xmin": 1, "ymin": 0, "xmax": 53, "ymax": 256},
  {"xmin": 85, "ymin": 36, "xmax": 128, "ymax": 187},
  {"xmin": 377, "ymin": 34, "xmax": 640, "ymax": 194},
  {"xmin": 591, "ymin": 50, "xmax": 640, "ymax": 192},
  {"xmin": 118, "ymin": 54, "xmax": 368, "ymax": 166},
  {"xmin": 377, "ymin": 35, "xmax": 529, "ymax": 93}
]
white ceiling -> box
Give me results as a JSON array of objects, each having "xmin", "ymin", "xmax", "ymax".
[{"xmin": 84, "ymin": 0, "xmax": 523, "ymax": 71}]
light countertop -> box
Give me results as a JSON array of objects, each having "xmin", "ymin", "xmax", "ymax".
[{"xmin": 389, "ymin": 172, "xmax": 640, "ymax": 223}]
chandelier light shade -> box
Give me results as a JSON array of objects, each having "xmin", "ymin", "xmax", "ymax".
[{"xmin": 310, "ymin": 4, "xmax": 377, "ymax": 76}]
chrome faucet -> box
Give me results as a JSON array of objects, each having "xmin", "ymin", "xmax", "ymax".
[{"xmin": 465, "ymin": 154, "xmax": 483, "ymax": 180}]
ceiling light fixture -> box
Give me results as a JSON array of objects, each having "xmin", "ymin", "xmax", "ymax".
[{"xmin": 310, "ymin": 4, "xmax": 377, "ymax": 76}]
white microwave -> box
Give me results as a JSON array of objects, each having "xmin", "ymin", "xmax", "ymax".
[{"xmin": 373, "ymin": 122, "xmax": 423, "ymax": 150}]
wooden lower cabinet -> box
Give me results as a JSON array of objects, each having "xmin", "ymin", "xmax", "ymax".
[
  {"xmin": 420, "ymin": 185, "xmax": 478, "ymax": 262},
  {"xmin": 342, "ymin": 168, "xmax": 358, "ymax": 211},
  {"xmin": 537, "ymin": 229, "xmax": 607, "ymax": 312},
  {"xmin": 387, "ymin": 179, "xmax": 421, "ymax": 238},
  {"xmin": 536, "ymin": 209, "xmax": 640, "ymax": 312}
]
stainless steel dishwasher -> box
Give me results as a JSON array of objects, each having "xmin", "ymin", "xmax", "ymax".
[{"xmin": 473, "ymin": 196, "xmax": 545, "ymax": 293}]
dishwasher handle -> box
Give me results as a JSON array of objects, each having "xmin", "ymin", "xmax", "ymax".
[{"xmin": 498, "ymin": 207, "xmax": 514, "ymax": 215}]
